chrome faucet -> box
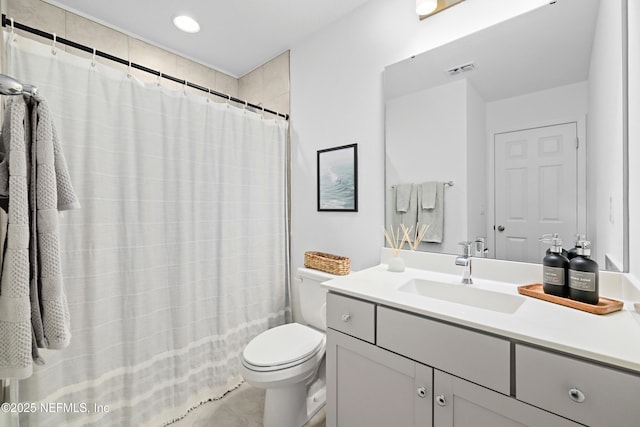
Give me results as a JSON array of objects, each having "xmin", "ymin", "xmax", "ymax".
[
  {"xmin": 473, "ymin": 237, "xmax": 488, "ymax": 258},
  {"xmin": 455, "ymin": 241, "xmax": 473, "ymax": 284}
]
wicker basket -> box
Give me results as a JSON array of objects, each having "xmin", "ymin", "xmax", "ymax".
[{"xmin": 304, "ymin": 251, "xmax": 351, "ymax": 275}]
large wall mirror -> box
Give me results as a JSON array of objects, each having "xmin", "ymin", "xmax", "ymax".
[{"xmin": 384, "ymin": 0, "xmax": 628, "ymax": 271}]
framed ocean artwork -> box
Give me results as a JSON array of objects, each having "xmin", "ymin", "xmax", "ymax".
[{"xmin": 317, "ymin": 143, "xmax": 358, "ymax": 212}]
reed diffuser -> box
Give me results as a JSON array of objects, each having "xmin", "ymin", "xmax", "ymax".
[
  {"xmin": 383, "ymin": 226, "xmax": 409, "ymax": 272},
  {"xmin": 401, "ymin": 223, "xmax": 430, "ymax": 250}
]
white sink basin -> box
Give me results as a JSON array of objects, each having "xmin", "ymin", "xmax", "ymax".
[{"xmin": 398, "ymin": 278, "xmax": 525, "ymax": 314}]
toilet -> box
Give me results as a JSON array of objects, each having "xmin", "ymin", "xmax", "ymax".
[{"xmin": 240, "ymin": 267, "xmax": 336, "ymax": 427}]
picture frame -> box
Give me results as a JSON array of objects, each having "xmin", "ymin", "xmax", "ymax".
[{"xmin": 317, "ymin": 143, "xmax": 358, "ymax": 212}]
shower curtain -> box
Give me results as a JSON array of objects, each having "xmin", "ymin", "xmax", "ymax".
[{"xmin": 3, "ymin": 32, "xmax": 289, "ymax": 426}]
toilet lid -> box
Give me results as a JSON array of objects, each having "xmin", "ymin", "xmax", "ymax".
[{"xmin": 243, "ymin": 323, "xmax": 324, "ymax": 367}]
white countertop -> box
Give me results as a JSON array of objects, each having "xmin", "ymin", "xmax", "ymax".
[{"xmin": 322, "ymin": 249, "xmax": 640, "ymax": 373}]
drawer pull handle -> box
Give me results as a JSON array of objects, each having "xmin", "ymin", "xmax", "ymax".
[
  {"xmin": 341, "ymin": 314, "xmax": 351, "ymax": 322},
  {"xmin": 436, "ymin": 394, "xmax": 447, "ymax": 406},
  {"xmin": 568, "ymin": 388, "xmax": 586, "ymax": 403},
  {"xmin": 416, "ymin": 387, "xmax": 427, "ymax": 398}
]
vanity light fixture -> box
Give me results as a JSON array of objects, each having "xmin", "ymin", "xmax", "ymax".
[
  {"xmin": 173, "ymin": 15, "xmax": 200, "ymax": 33},
  {"xmin": 417, "ymin": 0, "xmax": 466, "ymax": 20},
  {"xmin": 416, "ymin": 0, "xmax": 438, "ymax": 15}
]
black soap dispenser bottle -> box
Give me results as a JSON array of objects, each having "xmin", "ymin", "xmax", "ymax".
[
  {"xmin": 568, "ymin": 240, "xmax": 599, "ymax": 305},
  {"xmin": 566, "ymin": 234, "xmax": 584, "ymax": 260},
  {"xmin": 542, "ymin": 234, "xmax": 569, "ymax": 297}
]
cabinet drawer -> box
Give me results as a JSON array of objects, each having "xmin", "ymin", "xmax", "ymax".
[
  {"xmin": 377, "ymin": 306, "xmax": 511, "ymax": 394},
  {"xmin": 327, "ymin": 293, "xmax": 375, "ymax": 343},
  {"xmin": 516, "ymin": 344, "xmax": 640, "ymax": 426}
]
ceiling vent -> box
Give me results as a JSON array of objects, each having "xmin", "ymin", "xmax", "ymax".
[{"xmin": 447, "ymin": 62, "xmax": 475, "ymax": 76}]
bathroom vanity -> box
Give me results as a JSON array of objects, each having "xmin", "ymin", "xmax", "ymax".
[{"xmin": 323, "ymin": 249, "xmax": 640, "ymax": 427}]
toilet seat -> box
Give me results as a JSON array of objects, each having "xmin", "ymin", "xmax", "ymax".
[{"xmin": 242, "ymin": 323, "xmax": 325, "ymax": 372}]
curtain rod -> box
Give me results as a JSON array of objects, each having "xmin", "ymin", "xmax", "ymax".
[{"xmin": 1, "ymin": 15, "xmax": 289, "ymax": 120}]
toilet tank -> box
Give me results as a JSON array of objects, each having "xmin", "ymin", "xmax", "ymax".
[{"xmin": 297, "ymin": 267, "xmax": 339, "ymax": 330}]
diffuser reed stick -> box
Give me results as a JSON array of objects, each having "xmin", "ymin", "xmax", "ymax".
[
  {"xmin": 383, "ymin": 226, "xmax": 408, "ymax": 256},
  {"xmin": 401, "ymin": 223, "xmax": 430, "ymax": 250}
]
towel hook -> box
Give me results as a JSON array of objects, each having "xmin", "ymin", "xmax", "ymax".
[{"xmin": 51, "ymin": 33, "xmax": 57, "ymax": 55}]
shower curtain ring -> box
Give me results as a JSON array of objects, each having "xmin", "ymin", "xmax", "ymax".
[
  {"xmin": 157, "ymin": 72, "xmax": 162, "ymax": 87},
  {"xmin": 127, "ymin": 61, "xmax": 132, "ymax": 78},
  {"xmin": 9, "ymin": 18, "xmax": 17, "ymax": 43},
  {"xmin": 206, "ymin": 88, "xmax": 211, "ymax": 103},
  {"xmin": 91, "ymin": 48, "xmax": 97, "ymax": 68},
  {"xmin": 51, "ymin": 33, "xmax": 57, "ymax": 55}
]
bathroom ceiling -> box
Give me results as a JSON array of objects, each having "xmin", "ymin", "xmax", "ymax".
[
  {"xmin": 43, "ymin": 0, "xmax": 372, "ymax": 78},
  {"xmin": 385, "ymin": 0, "xmax": 599, "ymax": 102}
]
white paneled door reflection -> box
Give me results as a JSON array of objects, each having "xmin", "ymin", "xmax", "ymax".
[{"xmin": 494, "ymin": 123, "xmax": 578, "ymax": 263}]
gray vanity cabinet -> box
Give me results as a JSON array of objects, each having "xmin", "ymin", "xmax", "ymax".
[
  {"xmin": 433, "ymin": 370, "xmax": 580, "ymax": 427},
  {"xmin": 515, "ymin": 345, "xmax": 640, "ymax": 426},
  {"xmin": 326, "ymin": 292, "xmax": 589, "ymax": 426},
  {"xmin": 376, "ymin": 306, "xmax": 511, "ymax": 395},
  {"xmin": 326, "ymin": 329, "xmax": 433, "ymax": 427}
]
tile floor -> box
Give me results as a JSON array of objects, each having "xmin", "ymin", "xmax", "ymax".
[{"xmin": 170, "ymin": 382, "xmax": 326, "ymax": 427}]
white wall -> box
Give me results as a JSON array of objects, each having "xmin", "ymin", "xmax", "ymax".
[
  {"xmin": 486, "ymin": 82, "xmax": 589, "ymax": 133},
  {"xmin": 290, "ymin": 0, "xmax": 548, "ymax": 278},
  {"xmin": 385, "ymin": 78, "xmax": 488, "ymax": 255},
  {"xmin": 588, "ymin": 0, "xmax": 625, "ymax": 270},
  {"xmin": 466, "ymin": 80, "xmax": 487, "ymax": 243},
  {"xmin": 385, "ymin": 80, "xmax": 468, "ymax": 255},
  {"xmin": 629, "ymin": 0, "xmax": 639, "ymax": 276}
]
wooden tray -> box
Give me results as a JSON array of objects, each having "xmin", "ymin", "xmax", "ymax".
[{"xmin": 518, "ymin": 284, "xmax": 623, "ymax": 315}]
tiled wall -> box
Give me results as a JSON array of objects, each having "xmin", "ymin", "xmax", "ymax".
[
  {"xmin": 239, "ymin": 51, "xmax": 290, "ymax": 119},
  {"xmin": 2, "ymin": 0, "xmax": 290, "ymax": 118}
]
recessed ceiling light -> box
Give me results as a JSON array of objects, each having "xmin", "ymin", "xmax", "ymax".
[{"xmin": 173, "ymin": 15, "xmax": 200, "ymax": 33}]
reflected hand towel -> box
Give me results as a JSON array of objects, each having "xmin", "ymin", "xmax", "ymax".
[
  {"xmin": 419, "ymin": 182, "xmax": 444, "ymax": 243},
  {"xmin": 396, "ymin": 183, "xmax": 413, "ymax": 213},
  {"xmin": 421, "ymin": 182, "xmax": 437, "ymax": 209}
]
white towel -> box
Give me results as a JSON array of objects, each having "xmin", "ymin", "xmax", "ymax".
[
  {"xmin": 419, "ymin": 182, "xmax": 445, "ymax": 243},
  {"xmin": 0, "ymin": 95, "xmax": 79, "ymax": 379},
  {"xmin": 421, "ymin": 182, "xmax": 437, "ymax": 209},
  {"xmin": 31, "ymin": 95, "xmax": 79, "ymax": 350},
  {"xmin": 395, "ymin": 183, "xmax": 413, "ymax": 213},
  {"xmin": 387, "ymin": 185, "xmax": 417, "ymax": 240},
  {"xmin": 0, "ymin": 97, "xmax": 34, "ymax": 379}
]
